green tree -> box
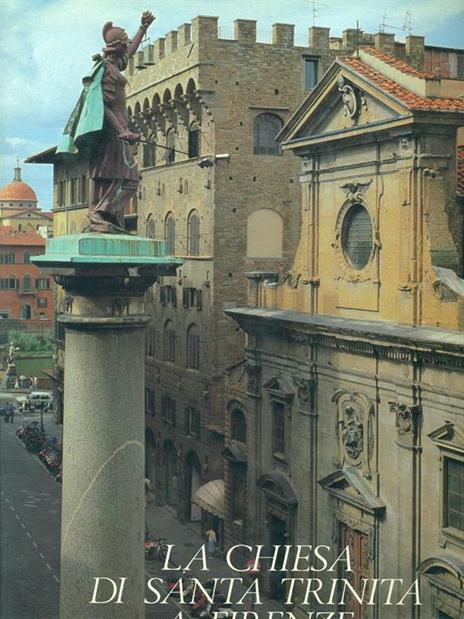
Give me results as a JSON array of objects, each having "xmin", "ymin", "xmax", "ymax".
[{"xmin": 6, "ymin": 330, "xmax": 53, "ymax": 355}]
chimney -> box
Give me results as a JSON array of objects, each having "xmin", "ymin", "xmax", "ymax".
[{"xmin": 406, "ymin": 35, "xmax": 425, "ymax": 70}]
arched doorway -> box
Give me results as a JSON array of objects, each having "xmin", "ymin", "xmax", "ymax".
[
  {"xmin": 145, "ymin": 430, "xmax": 156, "ymax": 492},
  {"xmin": 186, "ymin": 451, "xmax": 202, "ymax": 522},
  {"xmin": 257, "ymin": 473, "xmax": 298, "ymax": 601},
  {"xmin": 163, "ymin": 440, "xmax": 177, "ymax": 506}
]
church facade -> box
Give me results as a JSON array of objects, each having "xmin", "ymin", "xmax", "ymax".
[{"xmin": 225, "ymin": 47, "xmax": 464, "ymax": 618}]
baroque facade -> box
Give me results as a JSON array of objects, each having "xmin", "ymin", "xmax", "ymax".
[
  {"xmin": 225, "ymin": 46, "xmax": 464, "ymax": 618},
  {"xmin": 126, "ymin": 18, "xmax": 464, "ymax": 532}
]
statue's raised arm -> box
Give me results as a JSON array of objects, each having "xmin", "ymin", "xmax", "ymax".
[{"xmin": 127, "ymin": 11, "xmax": 156, "ymax": 58}]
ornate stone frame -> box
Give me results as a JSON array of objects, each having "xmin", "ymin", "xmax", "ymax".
[
  {"xmin": 334, "ymin": 189, "xmax": 380, "ymax": 283},
  {"xmin": 332, "ymin": 389, "xmax": 375, "ymax": 477},
  {"xmin": 428, "ymin": 423, "xmax": 464, "ymax": 551}
]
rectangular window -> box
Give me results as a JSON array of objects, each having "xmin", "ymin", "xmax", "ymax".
[
  {"xmin": 184, "ymin": 406, "xmax": 200, "ymax": 437},
  {"xmin": 57, "ymin": 180, "xmax": 66, "ymax": 207},
  {"xmin": 37, "ymin": 298, "xmax": 48, "ymax": 308},
  {"xmin": 145, "ymin": 388, "xmax": 155, "ymax": 416},
  {"xmin": 272, "ymin": 401, "xmax": 286, "ymax": 457},
  {"xmin": 143, "ymin": 143, "xmax": 155, "ymax": 168},
  {"xmin": 35, "ymin": 278, "xmax": 50, "ymax": 290},
  {"xmin": 304, "ymin": 58, "xmax": 318, "ymax": 90},
  {"xmin": 166, "ymin": 286, "xmax": 177, "ymax": 306},
  {"xmin": 161, "ymin": 395, "xmax": 176, "ymax": 426},
  {"xmin": 1, "ymin": 253, "xmax": 15, "ymax": 264},
  {"xmin": 188, "ymin": 129, "xmax": 200, "ymax": 159},
  {"xmin": 444, "ymin": 458, "xmax": 464, "ymax": 532},
  {"xmin": 79, "ymin": 175, "xmax": 88, "ymax": 203},
  {"xmin": 146, "ymin": 326, "xmax": 155, "ymax": 357},
  {"xmin": 70, "ymin": 178, "xmax": 77, "ymax": 205}
]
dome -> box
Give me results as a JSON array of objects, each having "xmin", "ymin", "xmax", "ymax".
[{"xmin": 0, "ymin": 165, "xmax": 38, "ymax": 203}]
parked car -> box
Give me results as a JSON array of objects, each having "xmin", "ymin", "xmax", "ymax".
[{"xmin": 16, "ymin": 391, "xmax": 53, "ymax": 413}]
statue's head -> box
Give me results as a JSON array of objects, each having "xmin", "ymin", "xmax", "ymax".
[
  {"xmin": 102, "ymin": 22, "xmax": 130, "ymax": 69},
  {"xmin": 102, "ymin": 22, "xmax": 130, "ymax": 49}
]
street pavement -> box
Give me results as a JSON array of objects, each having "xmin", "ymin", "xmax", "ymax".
[
  {"xmin": 0, "ymin": 410, "xmax": 61, "ymax": 619},
  {"xmin": 1, "ymin": 403, "xmax": 281, "ymax": 618}
]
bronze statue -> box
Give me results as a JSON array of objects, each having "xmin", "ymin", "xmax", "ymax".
[{"xmin": 58, "ymin": 11, "xmax": 155, "ymax": 233}]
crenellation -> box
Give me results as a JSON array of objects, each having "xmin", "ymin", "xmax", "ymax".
[
  {"xmin": 308, "ymin": 26, "xmax": 330, "ymax": 50},
  {"xmin": 178, "ymin": 23, "xmax": 192, "ymax": 46},
  {"xmin": 343, "ymin": 28, "xmax": 362, "ymax": 50},
  {"xmin": 165, "ymin": 30, "xmax": 178, "ymax": 53},
  {"xmin": 406, "ymin": 35, "xmax": 425, "ymax": 70},
  {"xmin": 191, "ymin": 15, "xmax": 219, "ymax": 43},
  {"xmin": 375, "ymin": 31, "xmax": 396, "ymax": 56},
  {"xmin": 272, "ymin": 23, "xmax": 294, "ymax": 48},
  {"xmin": 154, "ymin": 36, "xmax": 165, "ymax": 60},
  {"xmin": 234, "ymin": 19, "xmax": 257, "ymax": 44}
]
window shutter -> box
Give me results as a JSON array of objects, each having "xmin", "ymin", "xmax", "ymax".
[
  {"xmin": 160, "ymin": 286, "xmax": 166, "ymax": 305},
  {"xmin": 172, "ymin": 287, "xmax": 177, "ymax": 307},
  {"xmin": 183, "ymin": 288, "xmax": 189, "ymax": 308},
  {"xmin": 196, "ymin": 289, "xmax": 202, "ymax": 310}
]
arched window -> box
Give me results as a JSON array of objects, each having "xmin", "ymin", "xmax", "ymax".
[
  {"xmin": 21, "ymin": 304, "xmax": 32, "ymax": 320},
  {"xmin": 188, "ymin": 123, "xmax": 200, "ymax": 158},
  {"xmin": 164, "ymin": 213, "xmax": 176, "ymax": 255},
  {"xmin": 187, "ymin": 211, "xmax": 200, "ymax": 256},
  {"xmin": 253, "ymin": 113, "xmax": 283, "ymax": 156},
  {"xmin": 165, "ymin": 129, "xmax": 176, "ymax": 164},
  {"xmin": 164, "ymin": 320, "xmax": 176, "ymax": 362},
  {"xmin": 22, "ymin": 274, "xmax": 31, "ymax": 292},
  {"xmin": 231, "ymin": 408, "xmax": 247, "ymax": 443},
  {"xmin": 23, "ymin": 251, "xmax": 31, "ymax": 264},
  {"xmin": 146, "ymin": 214, "xmax": 155, "ymax": 239},
  {"xmin": 187, "ymin": 323, "xmax": 200, "ymax": 369}
]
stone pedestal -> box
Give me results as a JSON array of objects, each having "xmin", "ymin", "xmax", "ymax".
[{"xmin": 33, "ymin": 234, "xmax": 181, "ymax": 619}]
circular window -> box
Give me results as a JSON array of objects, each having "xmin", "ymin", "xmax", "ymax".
[{"xmin": 341, "ymin": 204, "xmax": 373, "ymax": 270}]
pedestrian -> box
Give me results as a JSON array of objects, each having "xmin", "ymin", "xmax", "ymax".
[
  {"xmin": 6, "ymin": 403, "xmax": 15, "ymax": 423},
  {"xmin": 14, "ymin": 377, "xmax": 19, "ymax": 389},
  {"xmin": 33, "ymin": 376, "xmax": 39, "ymax": 389},
  {"xmin": 206, "ymin": 528, "xmax": 217, "ymax": 557}
]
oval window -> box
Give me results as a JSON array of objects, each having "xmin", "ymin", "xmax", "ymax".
[{"xmin": 341, "ymin": 204, "xmax": 373, "ymax": 270}]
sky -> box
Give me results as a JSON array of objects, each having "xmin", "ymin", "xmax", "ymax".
[{"xmin": 0, "ymin": 0, "xmax": 463, "ymax": 209}]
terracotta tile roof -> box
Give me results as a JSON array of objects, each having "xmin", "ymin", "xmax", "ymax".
[
  {"xmin": 359, "ymin": 45, "xmax": 437, "ymax": 79},
  {"xmin": 458, "ymin": 145, "xmax": 464, "ymax": 195},
  {"xmin": 340, "ymin": 56, "xmax": 464, "ymax": 112},
  {"xmin": 0, "ymin": 228, "xmax": 45, "ymax": 246}
]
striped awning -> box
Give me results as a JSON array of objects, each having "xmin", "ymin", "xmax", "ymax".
[{"xmin": 192, "ymin": 479, "xmax": 225, "ymax": 519}]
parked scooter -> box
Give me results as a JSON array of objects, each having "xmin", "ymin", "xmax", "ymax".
[{"xmin": 144, "ymin": 536, "xmax": 168, "ymax": 561}]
